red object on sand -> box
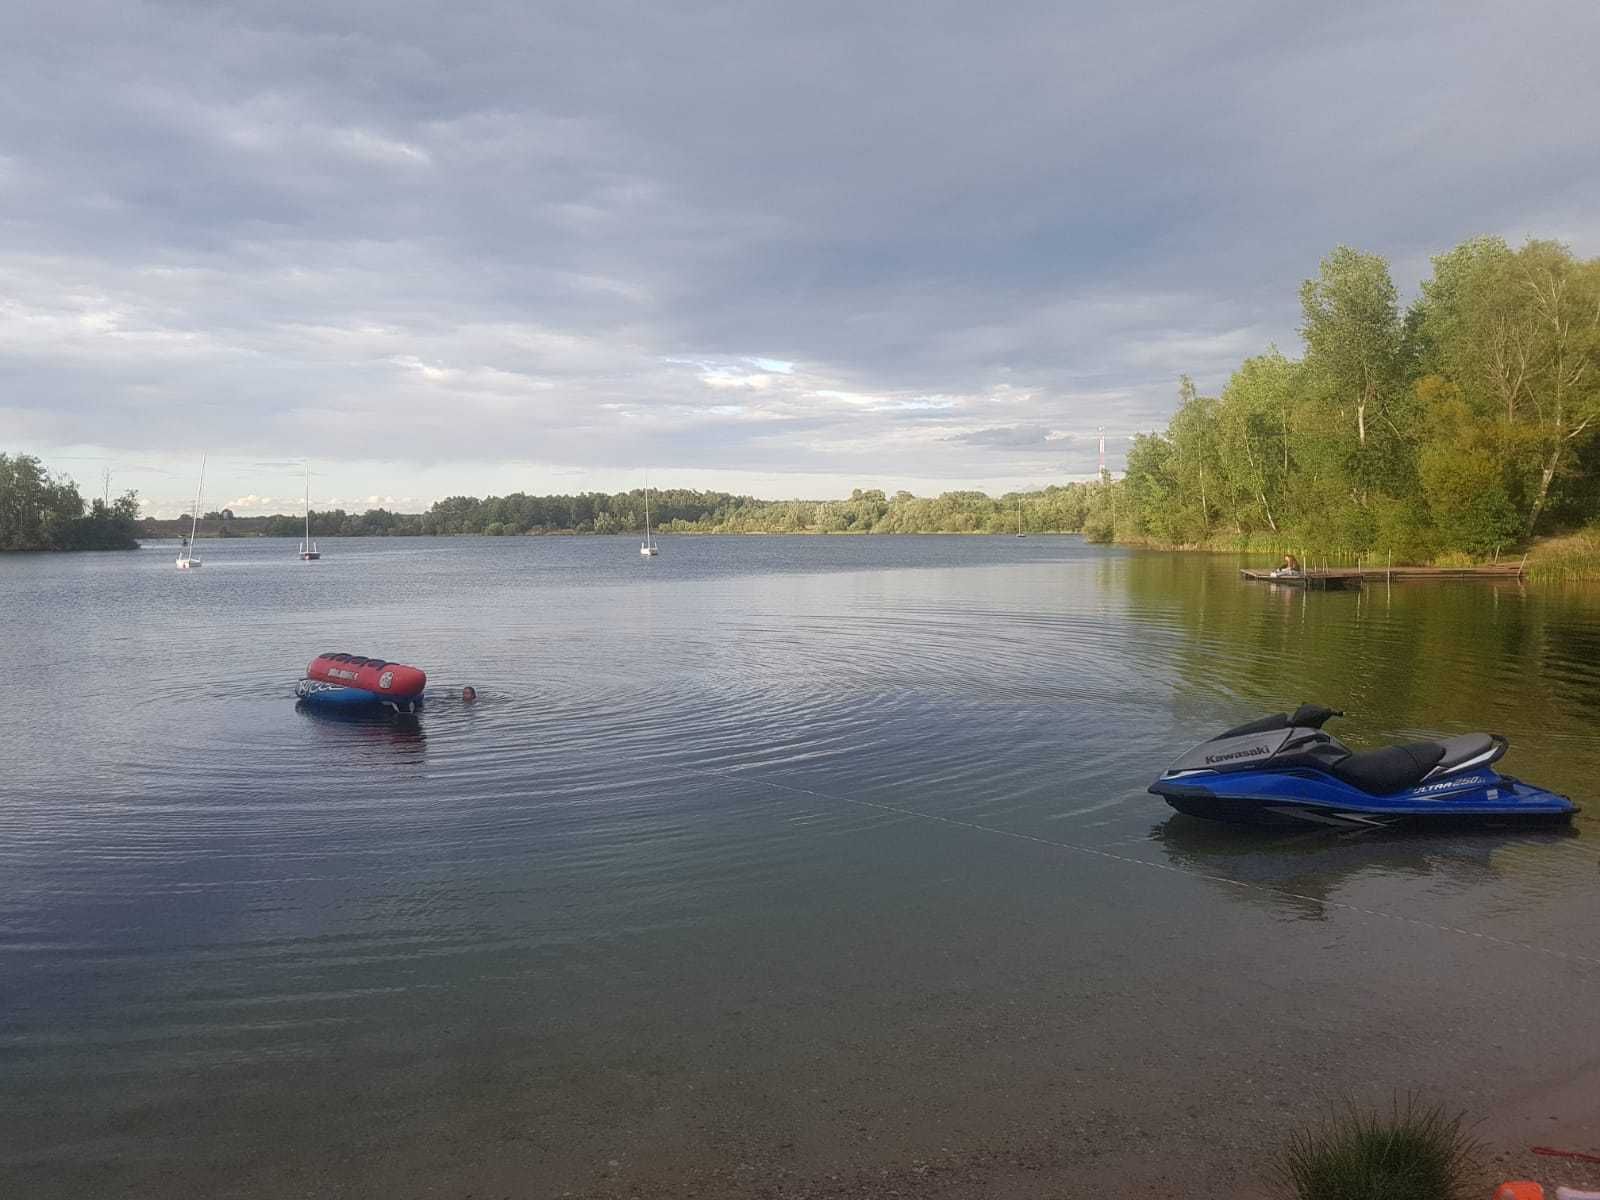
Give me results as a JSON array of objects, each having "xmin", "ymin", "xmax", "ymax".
[{"xmin": 306, "ymin": 653, "xmax": 427, "ymax": 699}]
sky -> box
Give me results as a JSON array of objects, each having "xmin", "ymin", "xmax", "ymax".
[{"xmin": 3, "ymin": 1, "xmax": 1598, "ymax": 517}]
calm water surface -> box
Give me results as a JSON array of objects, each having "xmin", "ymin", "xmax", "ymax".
[{"xmin": 2, "ymin": 536, "xmax": 1597, "ymax": 1196}]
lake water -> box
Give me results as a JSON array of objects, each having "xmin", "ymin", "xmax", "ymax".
[{"xmin": 3, "ymin": 535, "xmax": 1598, "ymax": 1197}]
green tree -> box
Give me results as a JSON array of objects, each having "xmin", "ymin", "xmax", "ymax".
[
  {"xmin": 1516, "ymin": 242, "xmax": 1600, "ymax": 532},
  {"xmin": 1415, "ymin": 238, "xmax": 1600, "ymax": 534},
  {"xmin": 1301, "ymin": 246, "xmax": 1403, "ymax": 450},
  {"xmin": 1167, "ymin": 377, "xmax": 1225, "ymax": 538},
  {"xmin": 1215, "ymin": 352, "xmax": 1298, "ymax": 534},
  {"xmin": 0, "ymin": 453, "xmax": 140, "ymax": 550}
]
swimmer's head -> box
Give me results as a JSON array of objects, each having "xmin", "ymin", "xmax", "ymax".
[{"xmin": 461, "ymin": 686, "xmax": 477, "ymax": 703}]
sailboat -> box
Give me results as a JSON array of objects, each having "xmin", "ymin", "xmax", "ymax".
[
  {"xmin": 1015, "ymin": 498, "xmax": 1027, "ymax": 538},
  {"xmin": 299, "ymin": 462, "xmax": 321, "ymax": 560},
  {"xmin": 176, "ymin": 456, "xmax": 206, "ymax": 569},
  {"xmin": 640, "ymin": 480, "xmax": 659, "ymax": 557}
]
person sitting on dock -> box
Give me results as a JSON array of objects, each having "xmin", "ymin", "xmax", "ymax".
[{"xmin": 1274, "ymin": 553, "xmax": 1301, "ymax": 577}]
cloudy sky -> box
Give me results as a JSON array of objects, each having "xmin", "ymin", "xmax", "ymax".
[{"xmin": 3, "ymin": 1, "xmax": 1597, "ymax": 516}]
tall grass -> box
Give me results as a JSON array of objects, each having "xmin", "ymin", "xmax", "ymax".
[
  {"xmin": 1277, "ymin": 1097, "xmax": 1481, "ymax": 1200},
  {"xmin": 1527, "ymin": 522, "xmax": 1600, "ymax": 583}
]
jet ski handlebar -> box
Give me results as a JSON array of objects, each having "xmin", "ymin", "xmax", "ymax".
[
  {"xmin": 1290, "ymin": 704, "xmax": 1343, "ymax": 729},
  {"xmin": 1212, "ymin": 704, "xmax": 1345, "ymax": 741}
]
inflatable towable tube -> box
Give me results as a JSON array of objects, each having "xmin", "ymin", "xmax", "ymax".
[
  {"xmin": 307, "ymin": 653, "xmax": 426, "ymax": 698},
  {"xmin": 296, "ymin": 652, "xmax": 427, "ymax": 712}
]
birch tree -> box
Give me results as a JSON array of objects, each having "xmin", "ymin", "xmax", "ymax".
[
  {"xmin": 1517, "ymin": 242, "xmax": 1600, "ymax": 533},
  {"xmin": 1300, "ymin": 247, "xmax": 1402, "ymax": 448}
]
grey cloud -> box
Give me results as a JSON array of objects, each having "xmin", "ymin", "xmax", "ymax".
[
  {"xmin": 3, "ymin": 0, "xmax": 1598, "ymax": 504},
  {"xmin": 950, "ymin": 426, "xmax": 1057, "ymax": 450}
]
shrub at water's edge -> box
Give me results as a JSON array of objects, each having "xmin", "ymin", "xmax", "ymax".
[
  {"xmin": 0, "ymin": 453, "xmax": 141, "ymax": 551},
  {"xmin": 1277, "ymin": 1097, "xmax": 1481, "ymax": 1200}
]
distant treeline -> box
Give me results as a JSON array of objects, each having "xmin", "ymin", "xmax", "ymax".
[
  {"xmin": 22, "ymin": 236, "xmax": 1600, "ymax": 564},
  {"xmin": 149, "ymin": 485, "xmax": 1104, "ymax": 538},
  {"xmin": 1103, "ymin": 237, "xmax": 1600, "ymax": 559},
  {"xmin": 0, "ymin": 453, "xmax": 141, "ymax": 551}
]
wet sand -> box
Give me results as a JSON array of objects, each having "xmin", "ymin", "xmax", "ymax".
[{"xmin": 494, "ymin": 1059, "xmax": 1600, "ymax": 1199}]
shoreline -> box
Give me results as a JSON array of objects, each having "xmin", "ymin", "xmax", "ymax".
[
  {"xmin": 126, "ymin": 528, "xmax": 1090, "ymax": 542},
  {"xmin": 1108, "ymin": 530, "xmax": 1600, "ymax": 583},
  {"xmin": 17, "ymin": 526, "xmax": 1597, "ymax": 583}
]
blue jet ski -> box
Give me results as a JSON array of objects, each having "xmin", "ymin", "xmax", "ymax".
[{"xmin": 1150, "ymin": 704, "xmax": 1577, "ymax": 829}]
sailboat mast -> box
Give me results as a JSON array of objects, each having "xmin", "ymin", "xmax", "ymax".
[
  {"xmin": 644, "ymin": 482, "xmax": 651, "ymax": 542},
  {"xmin": 191, "ymin": 454, "xmax": 205, "ymax": 546},
  {"xmin": 304, "ymin": 461, "xmax": 311, "ymax": 545}
]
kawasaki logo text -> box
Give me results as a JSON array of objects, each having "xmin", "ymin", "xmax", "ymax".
[{"xmin": 1205, "ymin": 745, "xmax": 1271, "ymax": 765}]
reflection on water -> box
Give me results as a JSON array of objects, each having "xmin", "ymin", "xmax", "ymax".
[
  {"xmin": 1, "ymin": 536, "xmax": 1597, "ymax": 1199},
  {"xmin": 294, "ymin": 702, "xmax": 429, "ymax": 760},
  {"xmin": 1120, "ymin": 554, "xmax": 1600, "ymax": 790},
  {"xmin": 1148, "ymin": 812, "xmax": 1584, "ymax": 923}
]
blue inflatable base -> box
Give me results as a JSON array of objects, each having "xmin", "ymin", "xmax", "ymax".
[{"xmin": 296, "ymin": 679, "xmax": 424, "ymax": 713}]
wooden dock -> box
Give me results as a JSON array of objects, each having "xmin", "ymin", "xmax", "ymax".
[{"xmin": 1240, "ymin": 561, "xmax": 1526, "ymax": 588}]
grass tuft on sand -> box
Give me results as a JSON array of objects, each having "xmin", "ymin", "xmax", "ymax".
[{"xmin": 1277, "ymin": 1097, "xmax": 1481, "ymax": 1200}]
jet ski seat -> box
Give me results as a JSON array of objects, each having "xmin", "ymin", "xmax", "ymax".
[
  {"xmin": 1431, "ymin": 732, "xmax": 1499, "ymax": 771},
  {"xmin": 1329, "ymin": 743, "xmax": 1446, "ymax": 795},
  {"xmin": 1329, "ymin": 733, "xmax": 1501, "ymax": 795}
]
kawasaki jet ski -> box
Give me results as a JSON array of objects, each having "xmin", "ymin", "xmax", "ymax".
[{"xmin": 1150, "ymin": 705, "xmax": 1577, "ymax": 828}]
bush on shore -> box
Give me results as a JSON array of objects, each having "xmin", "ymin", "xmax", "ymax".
[{"xmin": 1277, "ymin": 1097, "xmax": 1480, "ymax": 1200}]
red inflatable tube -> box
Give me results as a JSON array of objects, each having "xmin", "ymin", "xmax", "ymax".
[{"xmin": 307, "ymin": 653, "xmax": 427, "ymax": 699}]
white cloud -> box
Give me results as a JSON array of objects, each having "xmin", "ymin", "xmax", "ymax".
[
  {"xmin": 225, "ymin": 495, "xmax": 274, "ymax": 510},
  {"xmin": 327, "ymin": 128, "xmax": 432, "ymax": 168}
]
